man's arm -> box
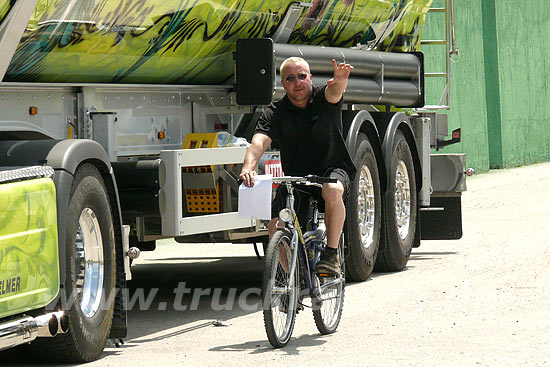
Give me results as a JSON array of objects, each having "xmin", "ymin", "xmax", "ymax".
[
  {"xmin": 325, "ymin": 59, "xmax": 354, "ymax": 104},
  {"xmin": 240, "ymin": 133, "xmax": 272, "ymax": 187}
]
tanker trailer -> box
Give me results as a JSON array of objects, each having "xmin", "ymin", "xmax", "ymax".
[
  {"xmin": 2, "ymin": 0, "xmax": 432, "ymax": 84},
  {"xmin": 0, "ymin": 0, "xmax": 466, "ymax": 362}
]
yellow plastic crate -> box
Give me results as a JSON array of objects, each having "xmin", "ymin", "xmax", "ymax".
[{"xmin": 182, "ymin": 133, "xmax": 221, "ymax": 213}]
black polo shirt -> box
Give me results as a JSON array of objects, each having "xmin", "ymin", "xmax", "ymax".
[{"xmin": 255, "ymin": 85, "xmax": 356, "ymax": 180}]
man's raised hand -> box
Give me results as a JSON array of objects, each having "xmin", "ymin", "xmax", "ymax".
[
  {"xmin": 327, "ymin": 59, "xmax": 354, "ymax": 85},
  {"xmin": 325, "ymin": 59, "xmax": 354, "ymax": 103}
]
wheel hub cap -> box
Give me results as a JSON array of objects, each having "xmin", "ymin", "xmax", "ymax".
[
  {"xmin": 357, "ymin": 165, "xmax": 375, "ymax": 250},
  {"xmin": 394, "ymin": 160, "xmax": 411, "ymax": 240},
  {"xmin": 75, "ymin": 208, "xmax": 104, "ymax": 318}
]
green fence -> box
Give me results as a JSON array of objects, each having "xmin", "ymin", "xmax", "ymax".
[{"xmin": 422, "ymin": 0, "xmax": 550, "ymax": 172}]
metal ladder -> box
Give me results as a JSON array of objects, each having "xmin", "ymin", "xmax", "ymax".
[{"xmin": 420, "ymin": 0, "xmax": 459, "ymax": 110}]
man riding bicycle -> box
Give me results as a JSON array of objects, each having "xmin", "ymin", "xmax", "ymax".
[{"xmin": 240, "ymin": 56, "xmax": 356, "ymax": 275}]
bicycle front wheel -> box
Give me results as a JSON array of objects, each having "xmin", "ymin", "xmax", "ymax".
[
  {"xmin": 262, "ymin": 229, "xmax": 299, "ymax": 348},
  {"xmin": 312, "ymin": 243, "xmax": 345, "ymax": 334}
]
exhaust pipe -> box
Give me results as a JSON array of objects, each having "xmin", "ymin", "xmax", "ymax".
[
  {"xmin": 35, "ymin": 313, "xmax": 59, "ymax": 337},
  {"xmin": 56, "ymin": 311, "xmax": 69, "ymax": 334},
  {"xmin": 0, "ymin": 311, "xmax": 68, "ymax": 352}
]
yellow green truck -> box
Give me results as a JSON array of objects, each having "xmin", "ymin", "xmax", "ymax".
[{"xmin": 0, "ymin": 0, "xmax": 467, "ymax": 362}]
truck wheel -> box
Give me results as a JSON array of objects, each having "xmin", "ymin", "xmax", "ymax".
[
  {"xmin": 376, "ymin": 130, "xmax": 417, "ymax": 271},
  {"xmin": 35, "ymin": 164, "xmax": 116, "ymax": 362},
  {"xmin": 345, "ymin": 133, "xmax": 381, "ymax": 281}
]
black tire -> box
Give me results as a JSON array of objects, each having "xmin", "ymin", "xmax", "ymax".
[
  {"xmin": 312, "ymin": 237, "xmax": 345, "ymax": 334},
  {"xmin": 33, "ymin": 164, "xmax": 116, "ymax": 362},
  {"xmin": 376, "ymin": 130, "xmax": 417, "ymax": 271},
  {"xmin": 345, "ymin": 133, "xmax": 382, "ymax": 281},
  {"xmin": 262, "ymin": 229, "xmax": 298, "ymax": 348}
]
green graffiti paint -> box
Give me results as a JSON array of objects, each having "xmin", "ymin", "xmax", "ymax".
[
  {"xmin": 0, "ymin": 178, "xmax": 59, "ymax": 318},
  {"xmin": 4, "ymin": 0, "xmax": 433, "ymax": 84},
  {"xmin": 0, "ymin": 0, "xmax": 14, "ymax": 25}
]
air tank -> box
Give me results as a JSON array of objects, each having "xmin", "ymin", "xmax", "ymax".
[{"xmin": 1, "ymin": 0, "xmax": 433, "ymax": 84}]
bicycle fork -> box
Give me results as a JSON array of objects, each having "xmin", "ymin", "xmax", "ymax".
[{"xmin": 286, "ymin": 231, "xmax": 300, "ymax": 295}]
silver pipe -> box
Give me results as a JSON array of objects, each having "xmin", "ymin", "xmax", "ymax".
[
  {"xmin": 273, "ymin": 43, "xmax": 421, "ymax": 79},
  {"xmin": 274, "ymin": 76, "xmax": 421, "ymax": 106},
  {"xmin": 0, "ymin": 311, "xmax": 67, "ymax": 352},
  {"xmin": 34, "ymin": 313, "xmax": 59, "ymax": 338},
  {"xmin": 272, "ymin": 43, "xmax": 423, "ymax": 107},
  {"xmin": 0, "ymin": 316, "xmax": 36, "ymax": 351}
]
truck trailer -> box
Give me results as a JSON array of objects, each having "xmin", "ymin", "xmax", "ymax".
[{"xmin": 0, "ymin": 0, "xmax": 467, "ymax": 362}]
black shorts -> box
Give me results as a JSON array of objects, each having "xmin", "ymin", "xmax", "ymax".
[{"xmin": 271, "ymin": 168, "xmax": 351, "ymax": 224}]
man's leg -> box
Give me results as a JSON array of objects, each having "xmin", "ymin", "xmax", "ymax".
[
  {"xmin": 269, "ymin": 185, "xmax": 287, "ymax": 237},
  {"xmin": 314, "ymin": 182, "xmax": 345, "ymax": 274},
  {"xmin": 268, "ymin": 217, "xmax": 290, "ymax": 273},
  {"xmin": 322, "ymin": 182, "xmax": 346, "ymax": 249},
  {"xmin": 315, "ymin": 169, "xmax": 349, "ymax": 275},
  {"xmin": 268, "ymin": 217, "xmax": 283, "ymax": 237}
]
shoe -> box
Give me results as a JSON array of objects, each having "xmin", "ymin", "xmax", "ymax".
[{"xmin": 314, "ymin": 248, "xmax": 340, "ymax": 275}]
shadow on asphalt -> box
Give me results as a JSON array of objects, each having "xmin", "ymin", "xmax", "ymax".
[
  {"xmin": 210, "ymin": 333, "xmax": 328, "ymax": 355},
  {"xmin": 0, "ymin": 248, "xmax": 458, "ymax": 363},
  {"xmin": 409, "ymin": 251, "xmax": 457, "ymax": 261},
  {"xmin": 121, "ymin": 255, "xmax": 266, "ymax": 341}
]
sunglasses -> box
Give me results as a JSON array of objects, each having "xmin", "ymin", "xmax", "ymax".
[{"xmin": 285, "ymin": 73, "xmax": 309, "ymax": 83}]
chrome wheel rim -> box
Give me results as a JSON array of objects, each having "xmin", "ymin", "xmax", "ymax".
[
  {"xmin": 75, "ymin": 208, "xmax": 104, "ymax": 318},
  {"xmin": 394, "ymin": 161, "xmax": 411, "ymax": 240},
  {"xmin": 357, "ymin": 165, "xmax": 376, "ymax": 250}
]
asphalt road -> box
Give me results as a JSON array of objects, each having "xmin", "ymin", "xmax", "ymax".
[{"xmin": 2, "ymin": 162, "xmax": 550, "ymax": 366}]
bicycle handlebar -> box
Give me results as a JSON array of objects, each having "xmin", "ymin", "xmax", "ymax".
[
  {"xmin": 238, "ymin": 175, "xmax": 337, "ymax": 187},
  {"xmin": 272, "ymin": 175, "xmax": 337, "ymax": 185}
]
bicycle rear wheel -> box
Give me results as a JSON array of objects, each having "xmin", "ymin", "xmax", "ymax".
[
  {"xmin": 262, "ymin": 229, "xmax": 299, "ymax": 348},
  {"xmin": 312, "ymin": 243, "xmax": 345, "ymax": 334}
]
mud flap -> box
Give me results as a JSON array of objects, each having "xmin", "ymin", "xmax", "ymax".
[{"xmin": 419, "ymin": 196, "xmax": 463, "ymax": 240}]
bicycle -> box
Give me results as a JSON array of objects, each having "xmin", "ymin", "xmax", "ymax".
[{"xmin": 262, "ymin": 175, "xmax": 345, "ymax": 348}]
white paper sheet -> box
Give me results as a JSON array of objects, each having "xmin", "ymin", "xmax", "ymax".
[{"xmin": 238, "ymin": 174, "xmax": 272, "ymax": 220}]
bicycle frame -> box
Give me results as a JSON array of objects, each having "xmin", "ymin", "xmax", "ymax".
[{"xmin": 277, "ymin": 179, "xmax": 343, "ymax": 299}]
